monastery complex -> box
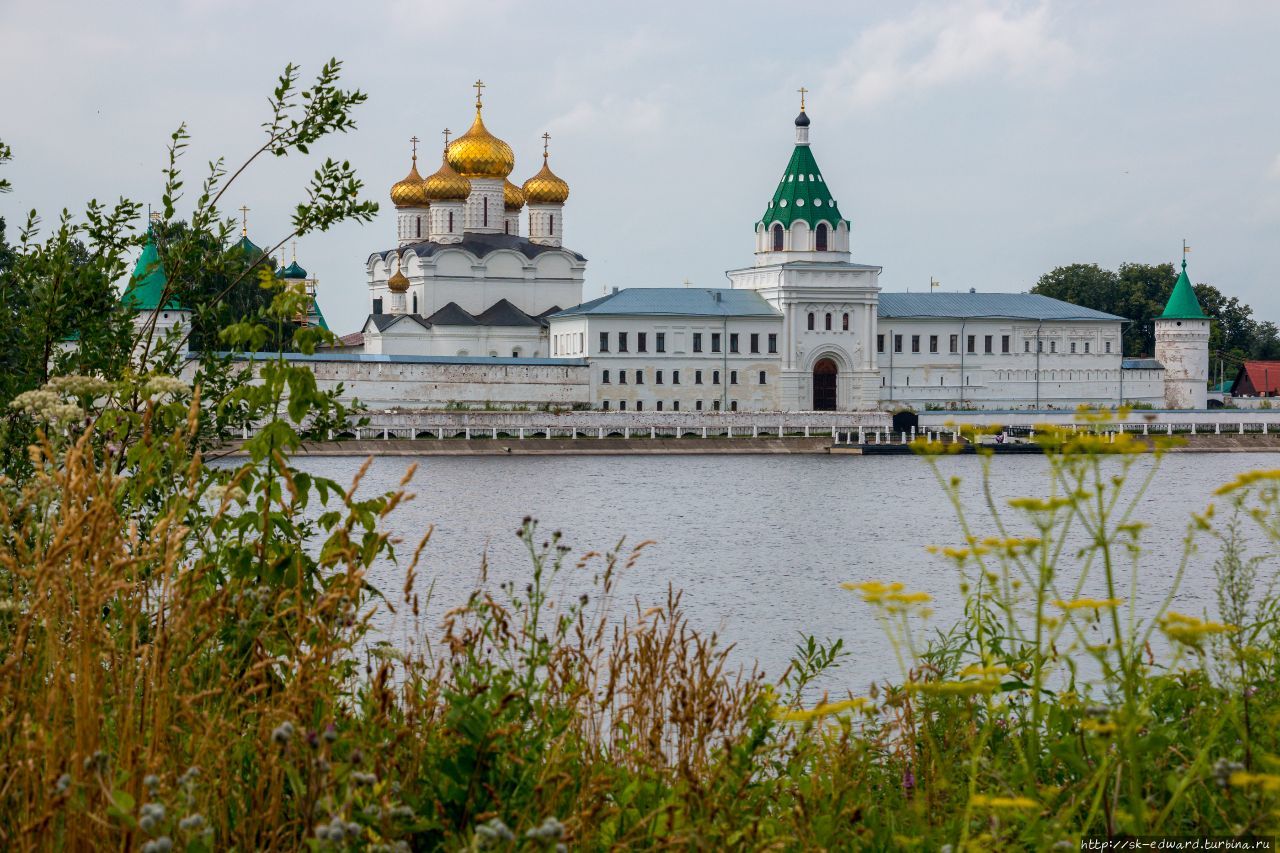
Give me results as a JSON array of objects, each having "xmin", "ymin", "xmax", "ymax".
[{"xmin": 126, "ymin": 84, "xmax": 1213, "ymax": 414}]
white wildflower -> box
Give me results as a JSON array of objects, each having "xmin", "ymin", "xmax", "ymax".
[{"xmin": 142, "ymin": 375, "xmax": 190, "ymax": 398}]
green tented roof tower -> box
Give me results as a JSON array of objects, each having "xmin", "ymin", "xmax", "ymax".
[
  {"xmin": 121, "ymin": 225, "xmax": 182, "ymax": 311},
  {"xmin": 758, "ymin": 98, "xmax": 847, "ymax": 231},
  {"xmin": 1160, "ymin": 259, "xmax": 1207, "ymax": 320}
]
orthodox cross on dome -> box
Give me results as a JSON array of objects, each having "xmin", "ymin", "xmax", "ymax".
[
  {"xmin": 292, "ymin": 239, "xmax": 298, "ymax": 262},
  {"xmin": 442, "ymin": 127, "xmax": 451, "ymax": 150},
  {"xmin": 239, "ymin": 205, "xmax": 249, "ymax": 237},
  {"xmin": 797, "ymin": 86, "xmax": 808, "ymax": 111},
  {"xmin": 542, "ymin": 132, "xmax": 551, "ymax": 159},
  {"xmin": 409, "ymin": 135, "xmax": 419, "ymax": 161},
  {"xmin": 473, "ymin": 79, "xmax": 485, "ymax": 109}
]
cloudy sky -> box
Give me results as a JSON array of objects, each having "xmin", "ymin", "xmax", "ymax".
[{"xmin": 2, "ymin": 0, "xmax": 1278, "ymax": 332}]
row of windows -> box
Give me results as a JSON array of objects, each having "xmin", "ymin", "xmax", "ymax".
[
  {"xmin": 599, "ymin": 331, "xmax": 779, "ymax": 354},
  {"xmin": 807, "ymin": 312, "xmax": 852, "ymax": 331},
  {"xmin": 877, "ymin": 333, "xmax": 1114, "ymax": 355},
  {"xmin": 770, "ymin": 222, "xmax": 829, "ymax": 251},
  {"xmin": 552, "ymin": 332, "xmax": 584, "ymax": 356},
  {"xmin": 601, "ymin": 399, "xmax": 741, "ymax": 412},
  {"xmin": 601, "ymin": 368, "xmax": 767, "ymax": 386}
]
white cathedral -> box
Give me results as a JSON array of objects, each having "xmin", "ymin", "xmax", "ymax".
[{"xmin": 130, "ymin": 85, "xmax": 1212, "ymax": 413}]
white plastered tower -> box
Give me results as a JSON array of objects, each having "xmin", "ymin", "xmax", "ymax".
[
  {"xmin": 727, "ymin": 96, "xmax": 881, "ymax": 411},
  {"xmin": 1154, "ymin": 258, "xmax": 1210, "ymax": 409}
]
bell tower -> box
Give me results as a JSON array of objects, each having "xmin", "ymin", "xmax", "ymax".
[{"xmin": 1154, "ymin": 250, "xmax": 1210, "ymax": 409}]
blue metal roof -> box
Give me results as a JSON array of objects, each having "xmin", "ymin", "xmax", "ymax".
[
  {"xmin": 1121, "ymin": 358, "xmax": 1164, "ymax": 370},
  {"xmin": 553, "ymin": 288, "xmax": 781, "ymax": 319},
  {"xmin": 878, "ymin": 292, "xmax": 1126, "ymax": 322}
]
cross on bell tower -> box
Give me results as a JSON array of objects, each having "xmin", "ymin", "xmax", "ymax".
[
  {"xmin": 239, "ymin": 205, "xmax": 249, "ymax": 237},
  {"xmin": 797, "ymin": 86, "xmax": 808, "ymax": 111}
]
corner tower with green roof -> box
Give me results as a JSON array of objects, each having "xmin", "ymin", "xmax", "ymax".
[
  {"xmin": 121, "ymin": 222, "xmax": 190, "ymax": 352},
  {"xmin": 754, "ymin": 96, "xmax": 851, "ymax": 261},
  {"xmin": 729, "ymin": 95, "xmax": 882, "ymax": 412},
  {"xmin": 1154, "ymin": 257, "xmax": 1210, "ymax": 408}
]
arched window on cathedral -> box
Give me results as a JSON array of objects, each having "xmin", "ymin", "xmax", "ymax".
[
  {"xmin": 807, "ymin": 312, "xmax": 815, "ymax": 331},
  {"xmin": 504, "ymin": 220, "xmax": 510, "ymax": 234},
  {"xmin": 772, "ymin": 224, "xmax": 784, "ymax": 251},
  {"xmin": 816, "ymin": 223, "xmax": 828, "ymax": 251},
  {"xmin": 416, "ymin": 217, "xmax": 421, "ymax": 239},
  {"xmin": 412, "ymin": 293, "xmax": 418, "ymax": 314},
  {"xmin": 448, "ymin": 211, "xmax": 454, "ymax": 232},
  {"xmin": 549, "ymin": 214, "xmax": 554, "ymax": 234},
  {"xmin": 825, "ymin": 313, "xmax": 832, "ymax": 331},
  {"xmin": 483, "ymin": 198, "xmax": 489, "ymax": 227},
  {"xmin": 842, "ymin": 312, "xmax": 849, "ymax": 331}
]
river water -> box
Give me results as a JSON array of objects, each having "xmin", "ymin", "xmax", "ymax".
[{"xmin": 286, "ymin": 451, "xmax": 1280, "ymax": 695}]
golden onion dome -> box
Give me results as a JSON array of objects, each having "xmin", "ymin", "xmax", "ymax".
[
  {"xmin": 387, "ymin": 266, "xmax": 410, "ymax": 293},
  {"xmin": 447, "ymin": 107, "xmax": 515, "ymax": 179},
  {"xmin": 422, "ymin": 150, "xmax": 471, "ymax": 201},
  {"xmin": 522, "ymin": 153, "xmax": 570, "ymax": 204},
  {"xmin": 390, "ymin": 156, "xmax": 430, "ymax": 208},
  {"xmin": 503, "ymin": 179, "xmax": 525, "ymax": 211}
]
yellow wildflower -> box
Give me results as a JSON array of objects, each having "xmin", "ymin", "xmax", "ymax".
[
  {"xmin": 1158, "ymin": 612, "xmax": 1237, "ymax": 648},
  {"xmin": 774, "ymin": 697, "xmax": 871, "ymax": 723},
  {"xmin": 1081, "ymin": 719, "xmax": 1117, "ymax": 735},
  {"xmin": 1215, "ymin": 470, "xmax": 1280, "ymax": 496},
  {"xmin": 1229, "ymin": 771, "xmax": 1280, "ymax": 792},
  {"xmin": 1053, "ymin": 598, "xmax": 1124, "ymax": 611},
  {"xmin": 970, "ymin": 794, "xmax": 1039, "ymax": 810}
]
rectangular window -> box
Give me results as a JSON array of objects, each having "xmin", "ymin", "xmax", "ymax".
[
  {"xmin": 768, "ymin": 333, "xmax": 778, "ymax": 354},
  {"xmin": 713, "ymin": 400, "xmax": 721, "ymax": 411},
  {"xmin": 373, "ymin": 297, "xmax": 383, "ymax": 314},
  {"xmin": 599, "ymin": 331, "xmax": 609, "ymax": 353},
  {"xmin": 730, "ymin": 400, "xmax": 738, "ymax": 411},
  {"xmin": 656, "ymin": 332, "xmax": 666, "ymax": 353},
  {"xmin": 1037, "ymin": 340, "xmax": 1044, "ymax": 353},
  {"xmin": 635, "ymin": 369, "xmax": 643, "ymax": 384},
  {"xmin": 750, "ymin": 333, "xmax": 760, "ymax": 354},
  {"xmin": 730, "ymin": 333, "xmax": 739, "ymax": 353},
  {"xmin": 1085, "ymin": 341, "xmax": 1091, "ymax": 354},
  {"xmin": 730, "ymin": 370, "xmax": 738, "ymax": 385},
  {"xmin": 711, "ymin": 333, "xmax": 722, "ymax": 353},
  {"xmin": 673, "ymin": 370, "xmax": 681, "ymax": 384},
  {"xmin": 1105, "ymin": 341, "xmax": 1112, "ymax": 353},
  {"xmin": 1070, "ymin": 341, "xmax": 1077, "ymax": 353},
  {"xmin": 618, "ymin": 332, "xmax": 628, "ymax": 352},
  {"xmin": 984, "ymin": 335, "xmax": 993, "ymax": 354},
  {"xmin": 1050, "ymin": 341, "xmax": 1057, "ymax": 353},
  {"xmin": 758, "ymin": 370, "xmax": 766, "ymax": 384},
  {"xmin": 656, "ymin": 400, "xmax": 663, "ymax": 411},
  {"xmin": 929, "ymin": 335, "xmax": 938, "ymax": 354},
  {"xmin": 894, "ymin": 334, "xmax": 903, "ymax": 353},
  {"xmin": 636, "ymin": 400, "xmax": 643, "ymax": 411},
  {"xmin": 656, "ymin": 369, "xmax": 664, "ymax": 384},
  {"xmin": 877, "ymin": 334, "xmax": 885, "ymax": 354},
  {"xmin": 672, "ymin": 400, "xmax": 680, "ymax": 411},
  {"xmin": 619, "ymin": 371, "xmax": 627, "ymax": 384},
  {"xmin": 712, "ymin": 370, "xmax": 720, "ymax": 384},
  {"xmin": 619, "ymin": 400, "xmax": 627, "ymax": 411},
  {"xmin": 911, "ymin": 335, "xmax": 921, "ymax": 353},
  {"xmin": 696, "ymin": 400, "xmax": 703, "ymax": 411},
  {"xmin": 967, "ymin": 335, "xmax": 976, "ymax": 354},
  {"xmin": 602, "ymin": 369, "xmax": 610, "ymax": 384},
  {"xmin": 693, "ymin": 333, "xmax": 703, "ymax": 353},
  {"xmin": 601, "ymin": 400, "xmax": 609, "ymax": 410},
  {"xmin": 1025, "ymin": 340, "xmax": 1031, "ymax": 353},
  {"xmin": 637, "ymin": 332, "xmax": 647, "ymax": 353},
  {"xmin": 949, "ymin": 334, "xmax": 959, "ymax": 354},
  {"xmin": 1001, "ymin": 335, "xmax": 1010, "ymax": 354},
  {"xmin": 695, "ymin": 370, "xmax": 703, "ymax": 384}
]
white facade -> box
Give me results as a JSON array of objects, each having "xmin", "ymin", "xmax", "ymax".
[{"xmin": 1155, "ymin": 317, "xmax": 1210, "ymax": 409}]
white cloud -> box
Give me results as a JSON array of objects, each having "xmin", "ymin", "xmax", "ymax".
[{"xmin": 822, "ymin": 1, "xmax": 1078, "ymax": 110}]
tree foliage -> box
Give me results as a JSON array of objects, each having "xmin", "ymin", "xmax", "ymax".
[{"xmin": 1032, "ymin": 261, "xmax": 1280, "ymax": 364}]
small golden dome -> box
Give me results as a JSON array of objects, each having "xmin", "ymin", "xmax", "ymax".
[
  {"xmin": 447, "ymin": 107, "xmax": 515, "ymax": 179},
  {"xmin": 387, "ymin": 253, "xmax": 410, "ymax": 292},
  {"xmin": 423, "ymin": 150, "xmax": 471, "ymax": 201},
  {"xmin": 390, "ymin": 157, "xmax": 430, "ymax": 208},
  {"xmin": 522, "ymin": 153, "xmax": 570, "ymax": 204},
  {"xmin": 503, "ymin": 179, "xmax": 525, "ymax": 211}
]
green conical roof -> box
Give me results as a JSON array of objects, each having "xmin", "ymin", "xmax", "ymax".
[
  {"xmin": 312, "ymin": 297, "xmax": 329, "ymax": 330},
  {"xmin": 281, "ymin": 260, "xmax": 308, "ymax": 279},
  {"xmin": 1161, "ymin": 260, "xmax": 1206, "ymax": 320},
  {"xmin": 121, "ymin": 226, "xmax": 182, "ymax": 311},
  {"xmin": 759, "ymin": 121, "xmax": 846, "ymax": 229}
]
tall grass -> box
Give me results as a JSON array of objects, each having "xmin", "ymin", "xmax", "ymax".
[{"xmin": 2, "ymin": 394, "xmax": 1280, "ymax": 849}]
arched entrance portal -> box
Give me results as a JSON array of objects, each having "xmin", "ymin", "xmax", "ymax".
[{"xmin": 813, "ymin": 358, "xmax": 838, "ymax": 410}]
